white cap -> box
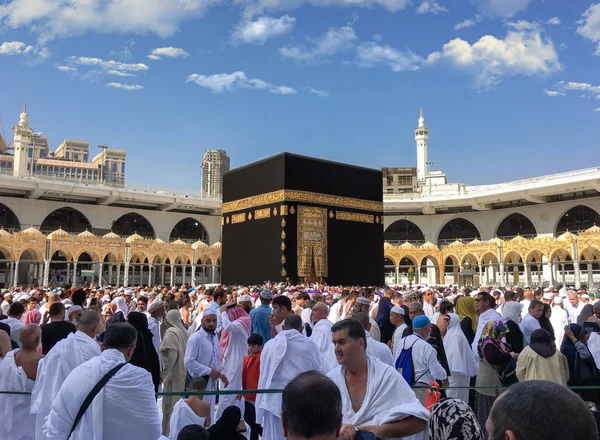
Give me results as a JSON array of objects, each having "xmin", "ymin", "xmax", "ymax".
[
  {"xmin": 554, "ymin": 297, "xmax": 563, "ymax": 305},
  {"xmin": 260, "ymin": 289, "xmax": 273, "ymax": 299},
  {"xmin": 123, "ymin": 289, "xmax": 133, "ymax": 296},
  {"xmin": 238, "ymin": 295, "xmax": 252, "ymax": 302},
  {"xmin": 543, "ymin": 292, "xmax": 555, "ymax": 300},
  {"xmin": 582, "ymin": 294, "xmax": 590, "ymax": 299},
  {"xmin": 390, "ymin": 306, "xmax": 405, "ymax": 315},
  {"xmin": 237, "ymin": 288, "xmax": 245, "ymax": 295},
  {"xmin": 356, "ymin": 297, "xmax": 371, "ymax": 306},
  {"xmin": 543, "ymin": 288, "xmax": 551, "ymax": 293},
  {"xmin": 469, "ymin": 290, "xmax": 479, "ymax": 297},
  {"xmin": 202, "ymin": 308, "xmax": 217, "ymax": 317}
]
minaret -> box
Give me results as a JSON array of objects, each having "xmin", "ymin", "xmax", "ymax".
[
  {"xmin": 13, "ymin": 104, "xmax": 33, "ymax": 177},
  {"xmin": 414, "ymin": 108, "xmax": 429, "ymax": 182}
]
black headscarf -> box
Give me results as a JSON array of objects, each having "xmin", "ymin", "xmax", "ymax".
[
  {"xmin": 208, "ymin": 406, "xmax": 246, "ymax": 440},
  {"xmin": 539, "ymin": 303, "xmax": 555, "ymax": 343},
  {"xmin": 127, "ymin": 312, "xmax": 161, "ymax": 393},
  {"xmin": 96, "ymin": 310, "xmax": 126, "ymax": 343},
  {"xmin": 429, "ymin": 398, "xmax": 485, "ymax": 440},
  {"xmin": 530, "ymin": 328, "xmax": 556, "ymax": 358},
  {"xmin": 578, "ymin": 304, "xmax": 594, "ymax": 326}
]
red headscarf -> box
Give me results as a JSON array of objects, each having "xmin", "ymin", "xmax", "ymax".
[
  {"xmin": 23, "ymin": 310, "xmax": 41, "ymax": 325},
  {"xmin": 220, "ymin": 306, "xmax": 252, "ymax": 363}
]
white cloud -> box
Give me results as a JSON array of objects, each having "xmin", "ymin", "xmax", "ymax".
[
  {"xmin": 147, "ymin": 47, "xmax": 190, "ymax": 60},
  {"xmin": 186, "ymin": 71, "xmax": 296, "ymax": 94},
  {"xmin": 577, "ymin": 3, "xmax": 600, "ymax": 55},
  {"xmin": 473, "ymin": 0, "xmax": 532, "ymax": 18},
  {"xmin": 0, "ymin": 0, "xmax": 220, "ymax": 41},
  {"xmin": 106, "ymin": 82, "xmax": 143, "ymax": 91},
  {"xmin": 555, "ymin": 81, "xmax": 600, "ymax": 97},
  {"xmin": 594, "ymin": 108, "xmax": 600, "ymax": 112},
  {"xmin": 416, "ymin": 1, "xmax": 448, "ymax": 14},
  {"xmin": 547, "ymin": 17, "xmax": 560, "ymax": 26},
  {"xmin": 232, "ymin": 15, "xmax": 295, "ymax": 44},
  {"xmin": 279, "ymin": 25, "xmax": 357, "ymax": 63},
  {"xmin": 307, "ymin": 87, "xmax": 330, "ymax": 97},
  {"xmin": 107, "ymin": 69, "xmax": 136, "ymax": 77},
  {"xmin": 356, "ymin": 42, "xmax": 423, "ymax": 72},
  {"xmin": 55, "ymin": 64, "xmax": 77, "ymax": 72},
  {"xmin": 427, "ymin": 23, "xmax": 560, "ymax": 89},
  {"xmin": 110, "ymin": 40, "xmax": 135, "ymax": 61},
  {"xmin": 67, "ymin": 56, "xmax": 149, "ymax": 74},
  {"xmin": 0, "ymin": 41, "xmax": 34, "ymax": 55},
  {"xmin": 454, "ymin": 14, "xmax": 483, "ymax": 31},
  {"xmin": 240, "ymin": 0, "xmax": 412, "ymax": 17},
  {"xmin": 544, "ymin": 89, "xmax": 565, "ymax": 97}
]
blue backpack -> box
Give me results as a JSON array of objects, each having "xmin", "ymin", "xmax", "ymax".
[{"xmin": 395, "ymin": 338, "xmax": 418, "ymax": 386}]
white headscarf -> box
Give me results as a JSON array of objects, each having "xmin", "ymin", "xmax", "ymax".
[
  {"xmin": 112, "ymin": 297, "xmax": 128, "ymax": 316},
  {"xmin": 502, "ymin": 301, "xmax": 523, "ymax": 324},
  {"xmin": 443, "ymin": 313, "xmax": 478, "ymax": 377}
]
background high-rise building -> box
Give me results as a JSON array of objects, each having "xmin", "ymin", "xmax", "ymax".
[{"xmin": 202, "ymin": 149, "xmax": 230, "ymax": 198}]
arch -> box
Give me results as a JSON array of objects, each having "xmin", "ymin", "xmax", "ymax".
[
  {"xmin": 399, "ymin": 256, "xmax": 417, "ymax": 267},
  {"xmin": 0, "ymin": 245, "xmax": 14, "ymax": 261},
  {"xmin": 77, "ymin": 252, "xmax": 93, "ymax": 262},
  {"xmin": 40, "ymin": 207, "xmax": 92, "ymax": 234},
  {"xmin": 384, "ymin": 256, "xmax": 397, "ymax": 266},
  {"xmin": 103, "ymin": 252, "xmax": 119, "ymax": 263},
  {"xmin": 169, "ymin": 218, "xmax": 209, "ymax": 244},
  {"xmin": 550, "ymin": 248, "xmax": 572, "ymax": 263},
  {"xmin": 420, "ymin": 255, "xmax": 439, "ymax": 267},
  {"xmin": 111, "ymin": 212, "xmax": 155, "ymax": 239},
  {"xmin": 581, "ymin": 247, "xmax": 600, "ymax": 262},
  {"xmin": 0, "ymin": 203, "xmax": 20, "ymax": 232},
  {"xmin": 461, "ymin": 253, "xmax": 478, "ymax": 266},
  {"xmin": 496, "ymin": 213, "xmax": 537, "ymax": 239},
  {"xmin": 555, "ymin": 205, "xmax": 600, "ymax": 236},
  {"xmin": 503, "ymin": 251, "xmax": 524, "ymax": 265},
  {"xmin": 438, "ymin": 218, "xmax": 480, "ymax": 244},
  {"xmin": 18, "ymin": 248, "xmax": 43, "ymax": 261},
  {"xmin": 384, "ymin": 220, "xmax": 425, "ymax": 243},
  {"xmin": 526, "ymin": 250, "xmax": 546, "ymax": 264},
  {"xmin": 481, "ymin": 253, "xmax": 499, "ymax": 265}
]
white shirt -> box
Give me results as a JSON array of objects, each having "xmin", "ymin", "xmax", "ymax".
[
  {"xmin": 0, "ymin": 317, "xmax": 23, "ymax": 347},
  {"xmin": 400, "ymin": 334, "xmax": 447, "ymax": 384},
  {"xmin": 392, "ymin": 323, "xmax": 408, "ymax": 362},
  {"xmin": 365, "ymin": 331, "xmax": 394, "ymax": 367},
  {"xmin": 566, "ymin": 300, "xmax": 585, "ymax": 324},
  {"xmin": 0, "ymin": 301, "xmax": 10, "ymax": 315},
  {"xmin": 520, "ymin": 300, "xmax": 531, "ymax": 318},
  {"xmin": 184, "ymin": 326, "xmax": 222, "ymax": 378},
  {"xmin": 423, "ymin": 302, "xmax": 435, "ymax": 319},
  {"xmin": 521, "ymin": 313, "xmax": 541, "ymax": 344}
]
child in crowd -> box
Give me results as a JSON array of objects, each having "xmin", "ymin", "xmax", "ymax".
[
  {"xmin": 169, "ymin": 377, "xmax": 211, "ymax": 439},
  {"xmin": 239, "ymin": 333, "xmax": 264, "ymax": 440}
]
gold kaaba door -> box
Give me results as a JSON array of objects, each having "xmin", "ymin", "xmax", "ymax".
[{"xmin": 297, "ymin": 205, "xmax": 328, "ymax": 281}]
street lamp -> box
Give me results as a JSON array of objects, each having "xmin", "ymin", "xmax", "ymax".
[
  {"xmin": 30, "ymin": 132, "xmax": 44, "ymax": 178},
  {"xmin": 426, "ymin": 160, "xmax": 434, "ymax": 195}
]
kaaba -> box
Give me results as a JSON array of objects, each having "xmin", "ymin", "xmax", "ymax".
[{"xmin": 221, "ymin": 153, "xmax": 384, "ymax": 286}]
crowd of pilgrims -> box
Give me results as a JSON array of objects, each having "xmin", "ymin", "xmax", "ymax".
[{"xmin": 0, "ymin": 282, "xmax": 600, "ymax": 439}]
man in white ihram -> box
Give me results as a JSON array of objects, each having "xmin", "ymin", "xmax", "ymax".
[
  {"xmin": 184, "ymin": 308, "xmax": 228, "ymax": 421},
  {"xmin": 30, "ymin": 311, "xmax": 102, "ymax": 439},
  {"xmin": 310, "ymin": 302, "xmax": 338, "ymax": 372},
  {"xmin": 327, "ymin": 318, "xmax": 429, "ymax": 440},
  {"xmin": 256, "ymin": 314, "xmax": 322, "ymax": 440},
  {"xmin": 43, "ymin": 323, "xmax": 161, "ymax": 439}
]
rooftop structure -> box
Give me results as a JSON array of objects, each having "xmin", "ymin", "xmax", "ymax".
[
  {"xmin": 202, "ymin": 149, "xmax": 230, "ymax": 199},
  {"xmin": 5, "ymin": 105, "xmax": 127, "ymax": 186}
]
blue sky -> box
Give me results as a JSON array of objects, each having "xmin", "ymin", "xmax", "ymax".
[{"xmin": 1, "ymin": 0, "xmax": 599, "ymax": 191}]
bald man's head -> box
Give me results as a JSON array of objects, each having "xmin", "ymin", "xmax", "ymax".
[
  {"xmin": 283, "ymin": 314, "xmax": 303, "ymax": 332},
  {"xmin": 78, "ymin": 311, "xmax": 102, "ymax": 336},
  {"xmin": 352, "ymin": 312, "xmax": 370, "ymax": 331},
  {"xmin": 311, "ymin": 302, "xmax": 329, "ymax": 323},
  {"xmin": 20, "ymin": 324, "xmax": 41, "ymax": 350}
]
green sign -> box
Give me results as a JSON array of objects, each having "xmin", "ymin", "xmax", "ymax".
[{"xmin": 80, "ymin": 270, "xmax": 95, "ymax": 277}]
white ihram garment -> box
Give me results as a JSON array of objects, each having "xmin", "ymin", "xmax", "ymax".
[
  {"xmin": 30, "ymin": 331, "xmax": 101, "ymax": 440},
  {"xmin": 366, "ymin": 331, "xmax": 394, "ymax": 367},
  {"xmin": 327, "ymin": 356, "xmax": 429, "ymax": 440},
  {"xmin": 392, "ymin": 323, "xmax": 408, "ymax": 363},
  {"xmin": 215, "ymin": 311, "xmax": 250, "ymax": 420},
  {"xmin": 550, "ymin": 306, "xmax": 568, "ymax": 348},
  {"xmin": 168, "ymin": 399, "xmax": 206, "ymax": 440},
  {"xmin": 0, "ymin": 349, "xmax": 36, "ymax": 440},
  {"xmin": 183, "ymin": 326, "xmax": 222, "ymax": 421},
  {"xmin": 310, "ymin": 319, "xmax": 338, "ymax": 373},
  {"xmin": 443, "ymin": 313, "xmax": 478, "ymax": 403},
  {"xmin": 43, "ymin": 349, "xmax": 161, "ymax": 440},
  {"xmin": 256, "ymin": 330, "xmax": 323, "ymax": 440}
]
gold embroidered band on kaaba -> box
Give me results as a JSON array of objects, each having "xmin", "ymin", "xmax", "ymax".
[{"xmin": 222, "ymin": 189, "xmax": 383, "ymax": 213}]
